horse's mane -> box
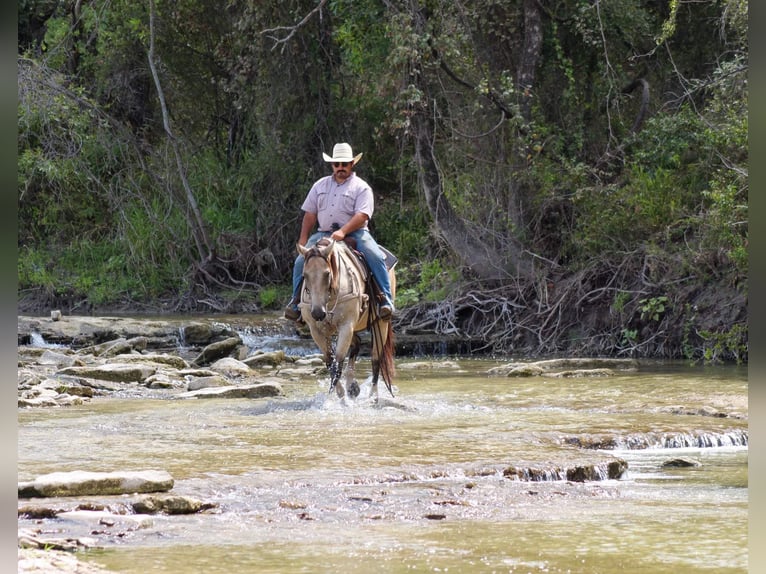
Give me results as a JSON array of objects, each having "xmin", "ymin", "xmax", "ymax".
[{"xmin": 310, "ymin": 238, "xmax": 341, "ymax": 292}]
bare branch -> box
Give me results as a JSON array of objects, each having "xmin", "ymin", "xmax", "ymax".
[{"xmin": 261, "ymin": 0, "xmax": 328, "ymax": 53}]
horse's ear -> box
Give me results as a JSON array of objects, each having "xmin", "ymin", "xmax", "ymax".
[
  {"xmin": 317, "ymin": 239, "xmax": 335, "ymax": 259},
  {"xmin": 297, "ymin": 243, "xmax": 309, "ymax": 256}
]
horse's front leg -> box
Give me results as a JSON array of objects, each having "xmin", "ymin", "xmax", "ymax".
[
  {"xmin": 370, "ymin": 359, "xmax": 380, "ymax": 402},
  {"xmin": 331, "ymin": 325, "xmax": 356, "ymax": 399},
  {"xmin": 328, "ymin": 354, "xmax": 345, "ymax": 397},
  {"xmin": 345, "ymin": 334, "xmax": 361, "ymax": 399}
]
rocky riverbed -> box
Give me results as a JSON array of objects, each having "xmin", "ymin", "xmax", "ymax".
[{"xmin": 18, "ymin": 314, "xmax": 738, "ymax": 573}]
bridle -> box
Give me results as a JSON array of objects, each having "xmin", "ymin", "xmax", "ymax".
[{"xmin": 302, "ymin": 241, "xmax": 366, "ymax": 318}]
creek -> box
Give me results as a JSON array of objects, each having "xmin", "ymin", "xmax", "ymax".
[{"xmin": 18, "ymin": 317, "xmax": 748, "ymax": 574}]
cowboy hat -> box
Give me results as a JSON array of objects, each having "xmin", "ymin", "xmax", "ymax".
[{"xmin": 322, "ymin": 142, "xmax": 363, "ymax": 165}]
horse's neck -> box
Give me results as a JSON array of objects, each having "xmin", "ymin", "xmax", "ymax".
[{"xmin": 334, "ymin": 245, "xmax": 366, "ymax": 296}]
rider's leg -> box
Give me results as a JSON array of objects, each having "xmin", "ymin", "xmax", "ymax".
[{"xmin": 349, "ymin": 229, "xmax": 394, "ymax": 317}]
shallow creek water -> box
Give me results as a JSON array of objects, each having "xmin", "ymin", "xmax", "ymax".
[{"xmin": 18, "ymin": 356, "xmax": 747, "ymax": 574}]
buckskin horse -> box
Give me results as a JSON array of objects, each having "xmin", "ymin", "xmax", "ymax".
[{"xmin": 297, "ymin": 238, "xmax": 396, "ymax": 401}]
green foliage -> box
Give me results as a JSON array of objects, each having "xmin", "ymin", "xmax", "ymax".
[
  {"xmin": 699, "ymin": 324, "xmax": 747, "ymax": 365},
  {"xmin": 18, "ymin": 238, "xmax": 178, "ymax": 305},
  {"xmin": 638, "ymin": 296, "xmax": 668, "ymax": 322},
  {"xmin": 258, "ymin": 285, "xmax": 291, "ymax": 310},
  {"xmin": 16, "ymin": 0, "xmax": 747, "ymax": 352},
  {"xmin": 611, "ymin": 291, "xmax": 630, "ymax": 315},
  {"xmin": 372, "ymin": 203, "xmax": 430, "ymax": 262},
  {"xmin": 620, "ymin": 328, "xmax": 638, "ymax": 347},
  {"xmin": 393, "ymin": 258, "xmax": 461, "ymax": 307}
]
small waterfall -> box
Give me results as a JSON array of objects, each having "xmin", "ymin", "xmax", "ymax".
[
  {"xmin": 177, "ymin": 326, "xmax": 187, "ymax": 348},
  {"xmin": 503, "ymin": 459, "xmax": 628, "ymax": 482},
  {"xmin": 28, "ymin": 332, "xmax": 65, "ymax": 349},
  {"xmin": 659, "ymin": 429, "xmax": 748, "ymax": 448},
  {"xmin": 564, "ymin": 429, "xmax": 748, "ymax": 451}
]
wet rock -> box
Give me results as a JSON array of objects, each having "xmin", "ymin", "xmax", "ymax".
[
  {"xmin": 398, "ymin": 360, "xmax": 461, "ymax": 370},
  {"xmin": 562, "ymin": 429, "xmax": 748, "ymax": 450},
  {"xmin": 79, "ymin": 336, "xmax": 149, "ymax": 358},
  {"xmin": 180, "ymin": 322, "xmax": 214, "ymax": 345},
  {"xmin": 279, "ymin": 500, "xmax": 307, "ymax": 509},
  {"xmin": 209, "ymin": 357, "xmax": 252, "ymax": 376},
  {"xmin": 177, "ymin": 382, "xmax": 283, "ymax": 400},
  {"xmin": 186, "ymin": 375, "xmax": 232, "ymax": 391},
  {"xmin": 548, "ymin": 368, "xmax": 614, "ymax": 378},
  {"xmin": 18, "ymin": 396, "xmax": 64, "ymax": 408},
  {"xmin": 37, "ymin": 349, "xmax": 79, "ymax": 368},
  {"xmin": 18, "ymin": 547, "xmax": 117, "ymax": 574},
  {"xmin": 661, "ymin": 405, "xmax": 729, "ymax": 418},
  {"xmin": 18, "ymin": 470, "xmax": 174, "ymax": 498},
  {"xmin": 566, "ymin": 459, "xmax": 628, "ymax": 481},
  {"xmin": 18, "ymin": 505, "xmax": 61, "ymax": 519},
  {"xmin": 487, "ymin": 364, "xmax": 543, "ymax": 377},
  {"xmin": 488, "ymin": 358, "xmax": 638, "ymax": 377},
  {"xmin": 132, "ymin": 495, "xmax": 217, "ymax": 515},
  {"xmin": 503, "ymin": 458, "xmax": 628, "ymax": 482},
  {"xmin": 661, "ymin": 457, "xmax": 701, "ymax": 468},
  {"xmin": 144, "ymin": 373, "xmax": 186, "ymax": 389},
  {"xmin": 292, "ymin": 355, "xmax": 325, "ymax": 367},
  {"xmin": 562, "ymin": 435, "xmax": 619, "ymax": 449},
  {"xmin": 105, "ymin": 353, "xmax": 189, "ymax": 370},
  {"xmin": 192, "ymin": 336, "xmax": 243, "ymax": 366},
  {"xmin": 243, "ymin": 350, "xmax": 287, "ymax": 368}
]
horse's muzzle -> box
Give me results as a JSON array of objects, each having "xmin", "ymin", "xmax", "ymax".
[{"xmin": 311, "ymin": 308, "xmax": 327, "ymax": 321}]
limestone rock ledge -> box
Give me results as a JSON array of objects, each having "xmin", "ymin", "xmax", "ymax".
[{"xmin": 18, "ymin": 470, "xmax": 174, "ymax": 498}]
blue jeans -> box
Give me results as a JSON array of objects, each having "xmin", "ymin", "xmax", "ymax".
[{"xmin": 291, "ymin": 229, "xmax": 394, "ymax": 308}]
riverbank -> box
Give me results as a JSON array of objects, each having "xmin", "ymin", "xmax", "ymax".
[{"xmin": 18, "ymin": 265, "xmax": 749, "ymax": 363}]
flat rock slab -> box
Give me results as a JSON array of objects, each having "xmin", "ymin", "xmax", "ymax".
[
  {"xmin": 56, "ymin": 363, "xmax": 157, "ymax": 383},
  {"xmin": 177, "ymin": 382, "xmax": 283, "ymax": 399},
  {"xmin": 18, "ymin": 470, "xmax": 174, "ymax": 498}
]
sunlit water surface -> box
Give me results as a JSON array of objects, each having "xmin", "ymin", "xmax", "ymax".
[{"xmin": 18, "ymin": 359, "xmax": 747, "ymax": 573}]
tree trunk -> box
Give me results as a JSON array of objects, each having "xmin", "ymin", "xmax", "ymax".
[{"xmin": 517, "ymin": 0, "xmax": 543, "ymax": 123}]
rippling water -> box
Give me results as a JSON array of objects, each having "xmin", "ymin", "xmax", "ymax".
[{"xmin": 18, "ymin": 359, "xmax": 747, "ymax": 573}]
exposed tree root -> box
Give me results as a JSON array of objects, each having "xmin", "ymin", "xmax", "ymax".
[{"xmin": 396, "ymin": 249, "xmax": 747, "ymax": 361}]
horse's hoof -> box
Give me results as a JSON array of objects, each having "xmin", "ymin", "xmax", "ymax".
[{"xmin": 347, "ymin": 381, "xmax": 360, "ymax": 399}]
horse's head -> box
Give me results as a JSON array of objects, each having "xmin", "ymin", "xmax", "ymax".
[{"xmin": 298, "ymin": 239, "xmax": 338, "ymax": 322}]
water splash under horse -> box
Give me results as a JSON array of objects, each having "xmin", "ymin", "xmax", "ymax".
[{"xmin": 297, "ymin": 238, "xmax": 396, "ymax": 401}]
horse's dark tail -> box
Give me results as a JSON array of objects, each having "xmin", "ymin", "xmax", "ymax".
[{"xmin": 380, "ymin": 321, "xmax": 396, "ymax": 397}]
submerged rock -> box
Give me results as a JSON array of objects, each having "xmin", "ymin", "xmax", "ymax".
[
  {"xmin": 661, "ymin": 457, "xmax": 702, "ymax": 468},
  {"xmin": 488, "ymin": 358, "xmax": 638, "ymax": 377},
  {"xmin": 132, "ymin": 494, "xmax": 217, "ymax": 515}
]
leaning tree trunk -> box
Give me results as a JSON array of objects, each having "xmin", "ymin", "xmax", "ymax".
[{"xmin": 147, "ymin": 0, "xmax": 213, "ymax": 266}]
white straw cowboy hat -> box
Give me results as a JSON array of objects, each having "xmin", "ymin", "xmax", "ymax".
[{"xmin": 322, "ymin": 142, "xmax": 363, "ymax": 165}]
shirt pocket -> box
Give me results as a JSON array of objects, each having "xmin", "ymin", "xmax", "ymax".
[
  {"xmin": 316, "ymin": 190, "xmax": 331, "ymax": 211},
  {"xmin": 342, "ymin": 191, "xmax": 357, "ymax": 213}
]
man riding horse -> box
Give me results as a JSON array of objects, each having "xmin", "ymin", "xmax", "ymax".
[{"xmin": 284, "ymin": 142, "xmax": 395, "ymax": 322}]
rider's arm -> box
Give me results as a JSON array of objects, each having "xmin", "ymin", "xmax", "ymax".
[{"xmin": 298, "ymin": 212, "xmax": 318, "ymax": 246}]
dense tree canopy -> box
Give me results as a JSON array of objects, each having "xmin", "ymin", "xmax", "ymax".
[{"xmin": 18, "ymin": 0, "xmax": 747, "ymax": 361}]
